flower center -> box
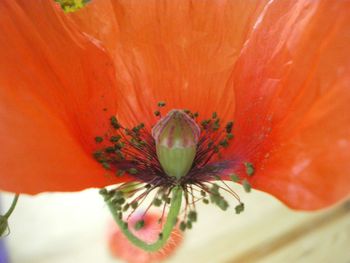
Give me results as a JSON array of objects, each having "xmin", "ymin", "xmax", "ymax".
[
  {"xmin": 93, "ymin": 103, "xmax": 238, "ymax": 188},
  {"xmin": 94, "ymin": 102, "xmax": 254, "ymax": 239}
]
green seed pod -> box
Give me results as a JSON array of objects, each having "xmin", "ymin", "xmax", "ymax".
[{"xmin": 152, "ymin": 110, "xmax": 200, "ymax": 179}]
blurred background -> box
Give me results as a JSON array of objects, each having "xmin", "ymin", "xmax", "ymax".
[{"xmin": 1, "ymin": 182, "xmax": 350, "ymax": 263}]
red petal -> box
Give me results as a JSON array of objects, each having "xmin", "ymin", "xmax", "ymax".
[
  {"xmin": 0, "ymin": 0, "xmax": 126, "ymax": 193},
  {"xmin": 70, "ymin": 0, "xmax": 269, "ymax": 126},
  {"xmin": 230, "ymin": 1, "xmax": 350, "ymax": 209}
]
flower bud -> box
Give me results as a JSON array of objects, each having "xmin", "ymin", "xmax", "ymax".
[{"xmin": 152, "ymin": 110, "xmax": 200, "ymax": 179}]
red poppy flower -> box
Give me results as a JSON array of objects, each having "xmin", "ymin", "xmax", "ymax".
[{"xmin": 1, "ymin": 0, "xmax": 350, "ymax": 229}]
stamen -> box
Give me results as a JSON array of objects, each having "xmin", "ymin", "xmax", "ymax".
[
  {"xmin": 235, "ymin": 203, "xmax": 245, "ymax": 214},
  {"xmin": 94, "ymin": 102, "xmax": 255, "ymax": 250},
  {"xmin": 245, "ymin": 162, "xmax": 255, "ymax": 176},
  {"xmin": 94, "ymin": 136, "xmax": 103, "ymax": 143},
  {"xmin": 242, "ymin": 179, "xmax": 252, "ymax": 193},
  {"xmin": 230, "ymin": 173, "xmax": 240, "ymax": 183},
  {"xmin": 157, "ymin": 101, "xmax": 166, "ymax": 107},
  {"xmin": 188, "ymin": 211, "xmax": 197, "ymax": 222}
]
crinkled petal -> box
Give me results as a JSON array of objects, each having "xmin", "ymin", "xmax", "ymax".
[
  {"xmin": 70, "ymin": 0, "xmax": 268, "ymax": 126},
  {"xmin": 0, "ymin": 0, "xmax": 126, "ymax": 194},
  {"xmin": 230, "ymin": 0, "xmax": 350, "ymax": 209}
]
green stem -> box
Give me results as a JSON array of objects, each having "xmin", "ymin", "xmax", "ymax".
[
  {"xmin": 107, "ymin": 186, "xmax": 183, "ymax": 252},
  {"xmin": 4, "ymin": 194, "xmax": 19, "ymax": 219}
]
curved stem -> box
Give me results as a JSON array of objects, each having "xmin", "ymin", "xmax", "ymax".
[
  {"xmin": 4, "ymin": 194, "xmax": 19, "ymax": 218},
  {"xmin": 107, "ymin": 186, "xmax": 183, "ymax": 252}
]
